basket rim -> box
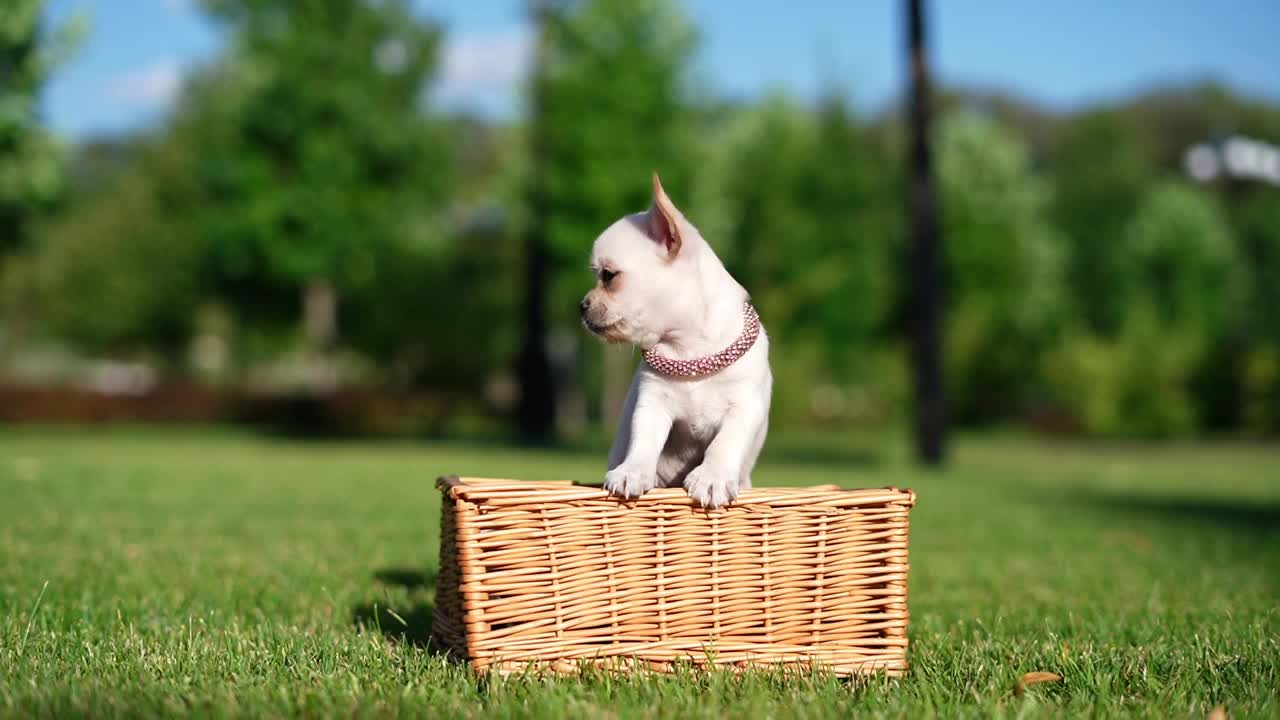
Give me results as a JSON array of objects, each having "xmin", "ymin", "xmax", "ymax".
[{"xmin": 437, "ymin": 475, "xmax": 916, "ymax": 509}]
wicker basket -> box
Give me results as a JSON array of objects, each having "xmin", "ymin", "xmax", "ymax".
[{"xmin": 432, "ymin": 476, "xmax": 915, "ymax": 676}]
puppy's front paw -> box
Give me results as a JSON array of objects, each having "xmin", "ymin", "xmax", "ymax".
[
  {"xmin": 604, "ymin": 465, "xmax": 658, "ymax": 499},
  {"xmin": 683, "ymin": 464, "xmax": 739, "ymax": 508}
]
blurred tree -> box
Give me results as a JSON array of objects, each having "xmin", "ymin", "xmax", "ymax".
[
  {"xmin": 60, "ymin": 137, "xmax": 138, "ymax": 200},
  {"xmin": 1231, "ymin": 188, "xmax": 1280, "ymax": 356},
  {"xmin": 12, "ymin": 48, "xmax": 508, "ymax": 392},
  {"xmin": 936, "ymin": 112, "xmax": 1067, "ymax": 423},
  {"xmin": 905, "ymin": 0, "xmax": 945, "ymax": 464},
  {"xmin": 1045, "ymin": 181, "xmax": 1240, "ymax": 438},
  {"xmin": 1049, "ymin": 110, "xmax": 1155, "ymax": 337},
  {"xmin": 1126, "ymin": 83, "xmax": 1280, "ymax": 171},
  {"xmin": 519, "ymin": 0, "xmax": 699, "ymax": 439},
  {"xmin": 0, "ymin": 0, "xmax": 80, "ymax": 368},
  {"xmin": 196, "ymin": 0, "xmax": 450, "ymax": 387},
  {"xmin": 9, "ymin": 163, "xmax": 207, "ymax": 358},
  {"xmin": 0, "ymin": 0, "xmax": 79, "ymax": 258},
  {"xmin": 1122, "ymin": 181, "xmax": 1241, "ymax": 341},
  {"xmin": 1044, "ymin": 310, "xmax": 1202, "ymax": 438},
  {"xmin": 715, "ymin": 98, "xmax": 819, "ymax": 336},
  {"xmin": 1126, "ymin": 181, "xmax": 1243, "ymax": 434},
  {"xmin": 342, "ymin": 119, "xmax": 523, "ymax": 396},
  {"xmin": 709, "ymin": 98, "xmax": 820, "ymax": 424},
  {"xmin": 1038, "ymin": 83, "xmax": 1280, "ymax": 433},
  {"xmin": 7, "ymin": 68, "xmax": 236, "ymax": 362},
  {"xmin": 516, "ymin": 2, "xmax": 557, "ymax": 442},
  {"xmin": 711, "ymin": 95, "xmax": 899, "ymax": 424},
  {"xmin": 801, "ymin": 97, "xmax": 900, "ymax": 377}
]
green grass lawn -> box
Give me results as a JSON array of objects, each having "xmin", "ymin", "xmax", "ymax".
[{"xmin": 1, "ymin": 427, "xmax": 1277, "ymax": 718}]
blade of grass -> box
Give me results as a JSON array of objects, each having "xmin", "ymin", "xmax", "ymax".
[{"xmin": 18, "ymin": 580, "xmax": 50, "ymax": 658}]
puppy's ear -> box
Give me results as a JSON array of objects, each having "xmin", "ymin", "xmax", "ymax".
[{"xmin": 648, "ymin": 171, "xmax": 683, "ymax": 258}]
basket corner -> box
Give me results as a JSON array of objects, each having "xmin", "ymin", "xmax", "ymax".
[{"xmin": 436, "ymin": 475, "xmax": 465, "ymax": 496}]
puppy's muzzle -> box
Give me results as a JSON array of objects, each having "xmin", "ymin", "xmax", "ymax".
[
  {"xmin": 580, "ymin": 298, "xmax": 603, "ymax": 330},
  {"xmin": 580, "ymin": 297, "xmax": 621, "ymax": 340}
]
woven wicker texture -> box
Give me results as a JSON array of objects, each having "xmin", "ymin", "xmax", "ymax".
[{"xmin": 432, "ymin": 477, "xmax": 915, "ymax": 676}]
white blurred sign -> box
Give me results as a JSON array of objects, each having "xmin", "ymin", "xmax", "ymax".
[{"xmin": 1185, "ymin": 135, "xmax": 1280, "ymax": 185}]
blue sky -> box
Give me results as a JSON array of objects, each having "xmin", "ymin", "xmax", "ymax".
[{"xmin": 41, "ymin": 0, "xmax": 1280, "ymax": 140}]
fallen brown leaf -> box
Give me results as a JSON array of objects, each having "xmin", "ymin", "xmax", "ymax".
[
  {"xmin": 1208, "ymin": 705, "xmax": 1227, "ymax": 720},
  {"xmin": 1013, "ymin": 671, "xmax": 1063, "ymax": 696}
]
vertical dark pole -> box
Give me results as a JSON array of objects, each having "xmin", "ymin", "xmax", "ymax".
[
  {"xmin": 516, "ymin": 1, "xmax": 556, "ymax": 442},
  {"xmin": 906, "ymin": 0, "xmax": 946, "ymax": 464}
]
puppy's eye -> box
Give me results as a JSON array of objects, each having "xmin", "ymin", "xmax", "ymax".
[{"xmin": 600, "ymin": 269, "xmax": 618, "ymax": 285}]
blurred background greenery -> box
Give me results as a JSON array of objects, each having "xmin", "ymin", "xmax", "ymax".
[{"xmin": 3, "ymin": 0, "xmax": 1280, "ymax": 445}]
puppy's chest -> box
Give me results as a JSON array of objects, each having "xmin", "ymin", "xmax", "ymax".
[{"xmin": 662, "ymin": 382, "xmax": 733, "ymax": 438}]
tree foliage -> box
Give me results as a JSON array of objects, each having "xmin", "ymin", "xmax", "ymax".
[
  {"xmin": 6, "ymin": 0, "xmax": 1280, "ymax": 438},
  {"xmin": 1049, "ymin": 110, "xmax": 1155, "ymax": 337},
  {"xmin": 936, "ymin": 111, "xmax": 1067, "ymax": 422},
  {"xmin": 1122, "ymin": 181, "xmax": 1241, "ymax": 341},
  {"xmin": 1045, "ymin": 180, "xmax": 1240, "ymax": 437},
  {"xmin": 196, "ymin": 0, "xmax": 451, "ymax": 346},
  {"xmin": 518, "ymin": 0, "xmax": 700, "ymax": 430},
  {"xmin": 0, "ymin": 0, "xmax": 80, "ymax": 256},
  {"xmin": 10, "ymin": 152, "xmax": 206, "ymax": 357},
  {"xmin": 530, "ymin": 0, "xmax": 700, "ymax": 323},
  {"xmin": 713, "ymin": 96, "xmax": 899, "ymax": 372}
]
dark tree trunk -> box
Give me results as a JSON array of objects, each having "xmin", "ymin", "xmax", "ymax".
[
  {"xmin": 905, "ymin": 0, "xmax": 946, "ymax": 465},
  {"xmin": 0, "ymin": 196, "xmax": 28, "ymax": 379},
  {"xmin": 302, "ymin": 278, "xmax": 339, "ymax": 392},
  {"xmin": 516, "ymin": 1, "xmax": 557, "ymax": 442},
  {"xmin": 516, "ymin": 223, "xmax": 555, "ymax": 441}
]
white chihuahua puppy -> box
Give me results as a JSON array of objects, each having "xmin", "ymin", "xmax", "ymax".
[{"xmin": 580, "ymin": 173, "xmax": 772, "ymax": 508}]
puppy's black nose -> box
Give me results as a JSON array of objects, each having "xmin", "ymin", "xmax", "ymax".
[{"xmin": 579, "ymin": 298, "xmax": 590, "ymax": 317}]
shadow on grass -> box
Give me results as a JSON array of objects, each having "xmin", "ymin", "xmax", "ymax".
[
  {"xmin": 352, "ymin": 601, "xmax": 437, "ymax": 647},
  {"xmin": 1091, "ymin": 494, "xmax": 1280, "ymax": 534},
  {"xmin": 374, "ymin": 567, "xmax": 434, "ymax": 590},
  {"xmin": 1023, "ymin": 485, "xmax": 1280, "ymax": 588},
  {"xmin": 351, "ymin": 566, "xmax": 441, "ymax": 650},
  {"xmin": 1055, "ymin": 489, "xmax": 1280, "ymax": 536}
]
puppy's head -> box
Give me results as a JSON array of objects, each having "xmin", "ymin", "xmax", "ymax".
[{"xmin": 581, "ymin": 172, "xmax": 690, "ymax": 349}]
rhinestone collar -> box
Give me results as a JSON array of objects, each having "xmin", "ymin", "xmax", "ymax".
[{"xmin": 643, "ymin": 303, "xmax": 761, "ymax": 378}]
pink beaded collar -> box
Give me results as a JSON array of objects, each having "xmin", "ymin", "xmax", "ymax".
[{"xmin": 643, "ymin": 303, "xmax": 762, "ymax": 378}]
